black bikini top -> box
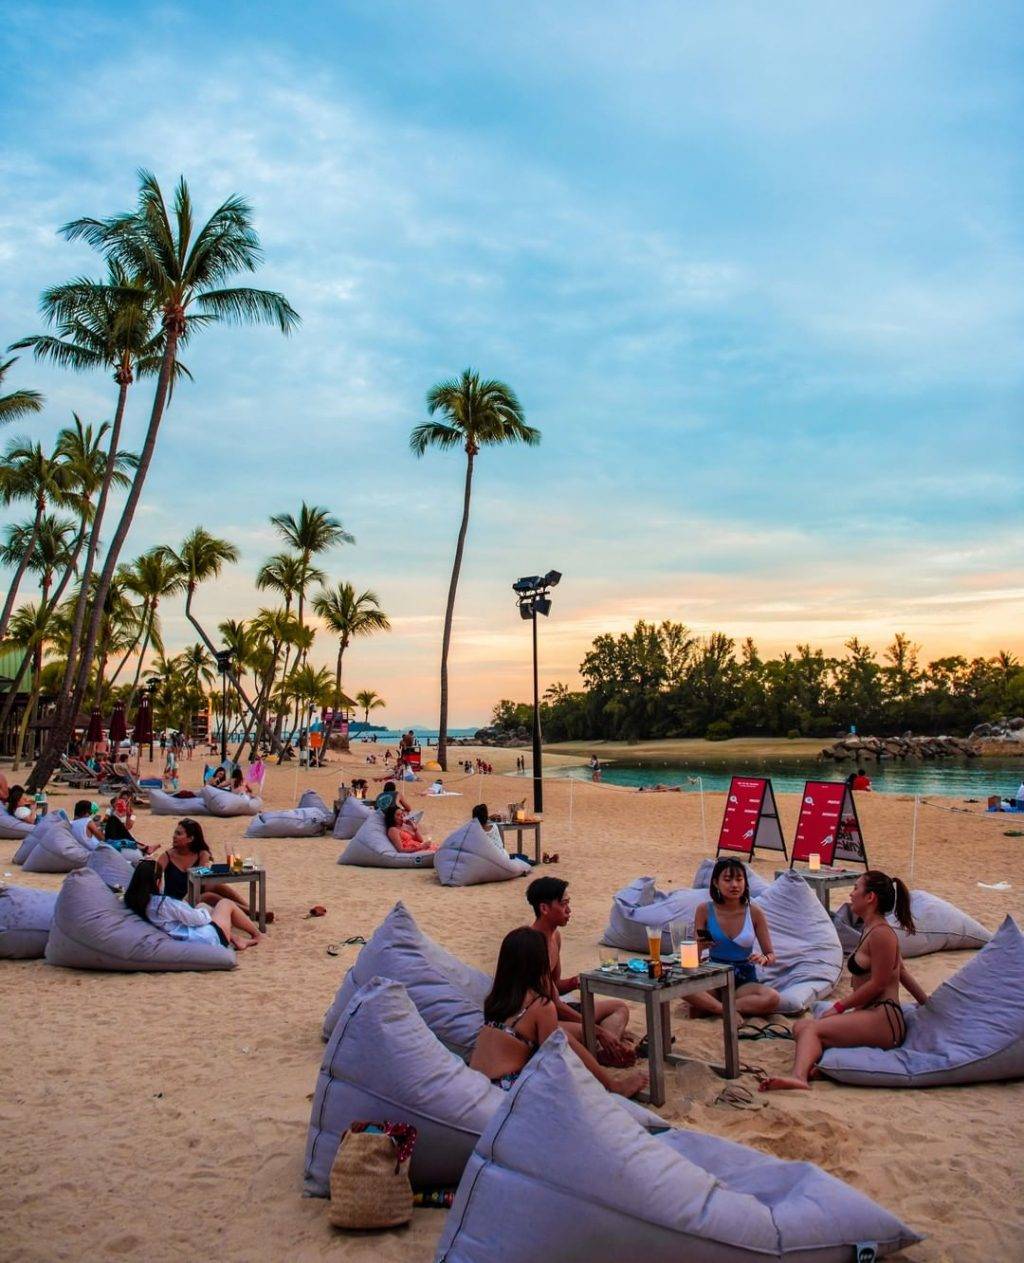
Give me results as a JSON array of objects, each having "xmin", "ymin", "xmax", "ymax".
[{"xmin": 847, "ymin": 925, "xmax": 885, "ymax": 976}]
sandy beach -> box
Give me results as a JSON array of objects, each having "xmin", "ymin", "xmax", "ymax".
[{"xmin": 2, "ymin": 745, "xmax": 1022, "ymax": 1262}]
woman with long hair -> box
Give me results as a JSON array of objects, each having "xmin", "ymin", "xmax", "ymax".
[
  {"xmin": 123, "ymin": 860, "xmax": 262, "ymax": 951},
  {"xmin": 155, "ymin": 818, "xmax": 267, "ymax": 918},
  {"xmin": 760, "ymin": 869, "xmax": 928, "ymax": 1092},
  {"xmin": 469, "ymin": 927, "xmax": 647, "ymax": 1098},
  {"xmin": 383, "ymin": 803, "xmax": 433, "ymax": 854}
]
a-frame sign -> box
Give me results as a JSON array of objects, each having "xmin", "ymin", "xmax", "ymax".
[
  {"xmin": 716, "ymin": 776, "xmax": 788, "ymax": 861},
  {"xmin": 790, "ymin": 780, "xmax": 869, "ymax": 869}
]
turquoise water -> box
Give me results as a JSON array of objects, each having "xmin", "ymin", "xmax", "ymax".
[{"xmin": 552, "ymin": 757, "xmax": 1024, "ymax": 798}]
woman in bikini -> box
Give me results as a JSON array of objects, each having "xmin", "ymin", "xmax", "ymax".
[
  {"xmin": 760, "ymin": 869, "xmax": 928, "ymax": 1092},
  {"xmin": 383, "ymin": 803, "xmax": 433, "ymax": 854},
  {"xmin": 469, "ymin": 927, "xmax": 647, "ymax": 1098},
  {"xmin": 687, "ymin": 858, "xmax": 781, "ymax": 1018}
]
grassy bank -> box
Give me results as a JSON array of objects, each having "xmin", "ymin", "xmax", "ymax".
[{"xmin": 544, "ymin": 736, "xmax": 827, "ymax": 763}]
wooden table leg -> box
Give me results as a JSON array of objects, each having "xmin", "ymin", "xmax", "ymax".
[
  {"xmin": 818, "ymin": 887, "xmax": 831, "ymax": 912},
  {"xmin": 248, "ymin": 877, "xmax": 257, "ymax": 924},
  {"xmin": 534, "ymin": 825, "xmax": 541, "ymax": 864},
  {"xmin": 580, "ymin": 978, "xmax": 597, "ymax": 1055},
  {"xmin": 718, "ymin": 973, "xmax": 740, "ymax": 1079},
  {"xmin": 644, "ymin": 991, "xmax": 666, "ymax": 1107},
  {"xmin": 257, "ymin": 871, "xmax": 266, "ymax": 932},
  {"xmin": 186, "ymin": 874, "xmax": 199, "ymax": 908}
]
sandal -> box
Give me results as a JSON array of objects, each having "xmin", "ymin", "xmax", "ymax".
[
  {"xmin": 738, "ymin": 1021, "xmax": 794, "ymax": 1042},
  {"xmin": 714, "ymin": 1084, "xmax": 765, "ymax": 1110},
  {"xmin": 326, "ymin": 944, "xmax": 340, "ymax": 957}
]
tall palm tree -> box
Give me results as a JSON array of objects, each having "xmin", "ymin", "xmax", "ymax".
[
  {"xmin": 312, "ymin": 582, "xmax": 390, "ymax": 713},
  {"xmin": 270, "ymin": 503, "xmax": 352, "ymax": 648},
  {"xmin": 355, "ymin": 688, "xmax": 386, "ymax": 725},
  {"xmin": 256, "ymin": 550, "xmax": 311, "ymax": 722},
  {"xmin": 108, "ymin": 547, "xmax": 183, "ymax": 694},
  {"xmin": 0, "ymin": 356, "xmax": 44, "ymax": 425},
  {"xmin": 410, "ymin": 369, "xmax": 539, "ymax": 768},
  {"xmin": 1, "ymin": 602, "xmax": 55, "ymax": 770},
  {"xmin": 31, "ymin": 170, "xmax": 298, "ymax": 790}
]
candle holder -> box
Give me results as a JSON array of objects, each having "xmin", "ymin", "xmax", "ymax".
[
  {"xmin": 808, "ymin": 852, "xmax": 822, "ymax": 871},
  {"xmin": 680, "ymin": 940, "xmax": 700, "ymax": 969}
]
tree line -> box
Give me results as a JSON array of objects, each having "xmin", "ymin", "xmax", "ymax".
[{"xmin": 492, "ymin": 620, "xmax": 1024, "ymax": 743}]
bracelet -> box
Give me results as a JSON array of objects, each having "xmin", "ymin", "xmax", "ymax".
[{"xmin": 833, "ymin": 1000, "xmax": 846, "ymax": 1014}]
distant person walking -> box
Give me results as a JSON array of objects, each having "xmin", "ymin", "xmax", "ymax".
[{"xmin": 589, "ymin": 754, "xmax": 601, "ymax": 783}]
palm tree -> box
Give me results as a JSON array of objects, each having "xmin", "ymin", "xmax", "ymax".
[
  {"xmin": 256, "ymin": 550, "xmax": 310, "ymax": 725},
  {"xmin": 312, "ymin": 582, "xmax": 390, "ymax": 713},
  {"xmin": 280, "ymin": 664, "xmax": 338, "ymax": 729},
  {"xmin": 355, "ymin": 689, "xmax": 386, "ymax": 725},
  {"xmin": 410, "ymin": 368, "xmax": 540, "ymax": 768},
  {"xmin": 109, "ymin": 547, "xmax": 183, "ymax": 695},
  {"xmin": 31, "ymin": 170, "xmax": 298, "ymax": 789},
  {"xmin": 1, "ymin": 602, "xmax": 55, "ymax": 770},
  {"xmin": 0, "ymin": 357, "xmax": 44, "ymax": 425},
  {"xmin": 270, "ymin": 503, "xmax": 352, "ymax": 647}
]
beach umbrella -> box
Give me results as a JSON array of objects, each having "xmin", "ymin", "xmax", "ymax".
[
  {"xmin": 108, "ymin": 700, "xmax": 128, "ymax": 745},
  {"xmin": 132, "ymin": 694, "xmax": 153, "ymax": 746},
  {"xmin": 87, "ymin": 708, "xmax": 104, "ymax": 743}
]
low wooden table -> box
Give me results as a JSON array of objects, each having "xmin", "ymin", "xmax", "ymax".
[
  {"xmin": 579, "ymin": 962, "xmax": 739, "ymax": 1107},
  {"xmin": 186, "ymin": 867, "xmax": 267, "ymax": 932},
  {"xmin": 776, "ymin": 866, "xmax": 859, "ymax": 911},
  {"xmin": 496, "ymin": 820, "xmax": 542, "ymax": 864}
]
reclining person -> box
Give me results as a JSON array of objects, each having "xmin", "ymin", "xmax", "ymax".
[
  {"xmin": 124, "ymin": 859, "xmax": 262, "ymax": 951},
  {"xmin": 383, "ymin": 803, "xmax": 433, "ymax": 854}
]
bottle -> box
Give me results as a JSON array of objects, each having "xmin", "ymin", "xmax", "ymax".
[{"xmin": 35, "ymin": 790, "xmax": 48, "ymax": 817}]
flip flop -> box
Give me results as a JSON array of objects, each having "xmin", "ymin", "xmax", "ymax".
[
  {"xmin": 738, "ymin": 1021, "xmax": 794, "ymax": 1042},
  {"xmin": 326, "ymin": 944, "xmax": 340, "ymax": 957},
  {"xmin": 713, "ymin": 1084, "xmax": 765, "ymax": 1111}
]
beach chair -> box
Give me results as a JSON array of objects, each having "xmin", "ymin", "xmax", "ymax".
[{"xmin": 60, "ymin": 756, "xmax": 97, "ymax": 789}]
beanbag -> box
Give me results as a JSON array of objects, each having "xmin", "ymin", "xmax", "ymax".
[
  {"xmin": 601, "ymin": 877, "xmax": 704, "ymax": 954},
  {"xmin": 12, "ymin": 827, "xmax": 41, "ymax": 865},
  {"xmin": 0, "ymin": 885, "xmax": 58, "ymax": 959},
  {"xmin": 692, "ymin": 857, "xmax": 771, "ymax": 898},
  {"xmin": 331, "ymin": 794, "xmax": 372, "ymax": 840},
  {"xmin": 435, "ymin": 820, "xmax": 532, "ymax": 886},
  {"xmin": 337, "ymin": 809, "xmax": 435, "ymax": 869},
  {"xmin": 149, "ymin": 788, "xmax": 208, "ymax": 816},
  {"xmin": 44, "ymin": 867, "xmax": 236, "ymax": 972},
  {"xmin": 819, "ymin": 916, "xmax": 1024, "ymax": 1088},
  {"xmin": 200, "ymin": 784, "xmax": 263, "ymax": 817},
  {"xmin": 436, "ymin": 1033, "xmax": 920, "ymax": 1262},
  {"xmin": 21, "ymin": 814, "xmax": 90, "ymax": 874},
  {"xmin": 754, "ymin": 871, "xmax": 843, "ymax": 1014},
  {"xmin": 323, "ymin": 901, "xmax": 489, "ymax": 1054},
  {"xmin": 832, "ymin": 890, "xmax": 992, "ymax": 958},
  {"xmin": 244, "ymin": 808, "xmax": 326, "ymax": 838},
  {"xmin": 0, "ymin": 807, "xmax": 36, "ymax": 841},
  {"xmin": 86, "ymin": 844, "xmax": 141, "ymax": 889},
  {"xmin": 298, "ymin": 789, "xmax": 334, "ymax": 823}
]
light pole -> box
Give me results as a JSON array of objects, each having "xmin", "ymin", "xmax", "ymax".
[
  {"xmin": 513, "ymin": 570, "xmax": 561, "ymax": 815},
  {"xmin": 214, "ymin": 649, "xmax": 234, "ymax": 764}
]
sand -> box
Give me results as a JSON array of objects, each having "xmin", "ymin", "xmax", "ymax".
[{"xmin": 2, "ymin": 746, "xmax": 1022, "ymax": 1262}]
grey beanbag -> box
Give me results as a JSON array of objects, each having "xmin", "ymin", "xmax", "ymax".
[
  {"xmin": 45, "ymin": 867, "xmax": 236, "ymax": 972},
  {"xmin": 244, "ymin": 807, "xmax": 326, "ymax": 838},
  {"xmin": 298, "ymin": 789, "xmax": 334, "ymax": 822},
  {"xmin": 86, "ymin": 844, "xmax": 141, "ymax": 889},
  {"xmin": 436, "ymin": 1033, "xmax": 920, "ymax": 1262},
  {"xmin": 21, "ymin": 814, "xmax": 91, "ymax": 874},
  {"xmin": 435, "ymin": 820, "xmax": 532, "ymax": 886},
  {"xmin": 692, "ymin": 857, "xmax": 771, "ymax": 897},
  {"xmin": 323, "ymin": 901, "xmax": 489, "ymax": 1054},
  {"xmin": 832, "ymin": 889, "xmax": 992, "ymax": 958},
  {"xmin": 0, "ymin": 885, "xmax": 58, "ymax": 959},
  {"xmin": 306, "ymin": 977, "xmax": 503, "ymax": 1195},
  {"xmin": 819, "ymin": 915, "xmax": 1024, "ymax": 1088},
  {"xmin": 12, "ymin": 826, "xmax": 41, "ymax": 864},
  {"xmin": 149, "ymin": 788, "xmax": 208, "ymax": 816},
  {"xmin": 602, "ymin": 877, "xmax": 704, "ymax": 954},
  {"xmin": 754, "ymin": 870, "xmax": 844, "ymax": 1014},
  {"xmin": 200, "ymin": 783, "xmax": 263, "ymax": 817},
  {"xmin": 0, "ymin": 807, "xmax": 36, "ymax": 841},
  {"xmin": 337, "ymin": 809, "xmax": 435, "ymax": 868},
  {"xmin": 331, "ymin": 794, "xmax": 372, "ymax": 840}
]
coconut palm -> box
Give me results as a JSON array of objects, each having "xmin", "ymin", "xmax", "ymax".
[
  {"xmin": 270, "ymin": 503, "xmax": 352, "ymax": 647},
  {"xmin": 410, "ymin": 369, "xmax": 539, "ymax": 768},
  {"xmin": 256, "ymin": 550, "xmax": 312, "ymax": 717},
  {"xmin": 280, "ymin": 664, "xmax": 338, "ymax": 722},
  {"xmin": 312, "ymin": 583, "xmax": 390, "ymax": 714},
  {"xmin": 108, "ymin": 547, "xmax": 184, "ymax": 695},
  {"xmin": 0, "ymin": 357, "xmax": 44, "ymax": 426},
  {"xmin": 355, "ymin": 689, "xmax": 386, "ymax": 725},
  {"xmin": 1, "ymin": 602, "xmax": 56, "ymax": 769},
  {"xmin": 32, "ymin": 170, "xmax": 298, "ymax": 789}
]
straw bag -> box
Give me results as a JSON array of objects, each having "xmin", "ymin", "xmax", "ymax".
[{"xmin": 329, "ymin": 1122, "xmax": 416, "ymax": 1230}]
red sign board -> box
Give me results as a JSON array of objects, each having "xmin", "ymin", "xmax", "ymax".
[
  {"xmin": 716, "ymin": 776, "xmax": 787, "ymax": 859},
  {"xmin": 791, "ymin": 781, "xmax": 868, "ymax": 868}
]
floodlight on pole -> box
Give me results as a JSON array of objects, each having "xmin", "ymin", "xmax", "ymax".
[
  {"xmin": 215, "ymin": 649, "xmax": 234, "ymax": 763},
  {"xmin": 512, "ymin": 570, "xmax": 560, "ymax": 815}
]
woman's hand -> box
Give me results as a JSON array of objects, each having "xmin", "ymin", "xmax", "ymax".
[{"xmin": 751, "ymin": 951, "xmax": 775, "ymax": 966}]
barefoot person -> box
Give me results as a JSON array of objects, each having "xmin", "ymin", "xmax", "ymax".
[
  {"xmin": 760, "ymin": 870, "xmax": 928, "ymax": 1092},
  {"xmin": 155, "ymin": 819, "xmax": 270, "ymax": 919},
  {"xmin": 124, "ymin": 860, "xmax": 263, "ymax": 951},
  {"xmin": 470, "ymin": 927, "xmax": 646, "ymax": 1097},
  {"xmin": 526, "ymin": 877, "xmax": 635, "ymax": 1063},
  {"xmin": 687, "ymin": 858, "xmax": 781, "ymax": 1019}
]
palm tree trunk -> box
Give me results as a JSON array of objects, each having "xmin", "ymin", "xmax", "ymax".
[
  {"xmin": 0, "ymin": 501, "xmax": 43, "ymax": 644},
  {"xmin": 12, "ymin": 684, "xmax": 42, "ymax": 772},
  {"xmin": 334, "ymin": 640, "xmax": 344, "ymax": 712},
  {"xmin": 436, "ymin": 451, "xmax": 475, "ymax": 771}
]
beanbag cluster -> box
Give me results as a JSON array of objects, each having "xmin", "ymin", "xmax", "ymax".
[
  {"xmin": 323, "ymin": 901, "xmax": 489, "ymax": 1055},
  {"xmin": 21, "ymin": 814, "xmax": 91, "ymax": 874},
  {"xmin": 331, "ymin": 794, "xmax": 372, "ymax": 840},
  {"xmin": 337, "ymin": 809, "xmax": 435, "ymax": 869},
  {"xmin": 200, "ymin": 783, "xmax": 262, "ymax": 817},
  {"xmin": 435, "ymin": 820, "xmax": 531, "ymax": 886},
  {"xmin": 832, "ymin": 889, "xmax": 991, "ymax": 958},
  {"xmin": 45, "ymin": 867, "xmax": 236, "ymax": 972},
  {"xmin": 601, "ymin": 877, "xmax": 704, "ymax": 954},
  {"xmin": 0, "ymin": 885, "xmax": 58, "ymax": 959},
  {"xmin": 244, "ymin": 808, "xmax": 327, "ymax": 838},
  {"xmin": 149, "ymin": 788, "xmax": 208, "ymax": 816},
  {"xmin": 819, "ymin": 915, "xmax": 1024, "ymax": 1088},
  {"xmin": 435, "ymin": 1033, "xmax": 921, "ymax": 1262}
]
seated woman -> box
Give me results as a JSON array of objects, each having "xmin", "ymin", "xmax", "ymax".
[
  {"xmin": 383, "ymin": 803, "xmax": 433, "ymax": 853},
  {"xmin": 230, "ymin": 768, "xmax": 252, "ymax": 796},
  {"xmin": 207, "ymin": 767, "xmax": 228, "ymax": 788},
  {"xmin": 373, "ymin": 779, "xmax": 410, "ymax": 813},
  {"xmin": 8, "ymin": 785, "xmax": 36, "ymax": 824},
  {"xmin": 103, "ymin": 810, "xmax": 154, "ymax": 855},
  {"xmin": 470, "ymin": 927, "xmax": 647, "ymax": 1097},
  {"xmin": 472, "ymin": 802, "xmax": 506, "ymax": 852},
  {"xmin": 687, "ymin": 858, "xmax": 781, "ymax": 1019},
  {"xmin": 124, "ymin": 859, "xmax": 262, "ymax": 951},
  {"xmin": 154, "ymin": 818, "xmax": 268, "ymax": 918},
  {"xmin": 760, "ymin": 870, "xmax": 928, "ymax": 1092}
]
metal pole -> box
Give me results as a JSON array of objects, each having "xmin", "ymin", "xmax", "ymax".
[
  {"xmin": 698, "ymin": 775, "xmax": 707, "ymax": 851},
  {"xmin": 220, "ymin": 671, "xmax": 228, "ymax": 763},
  {"xmin": 909, "ymin": 794, "xmax": 919, "ymax": 885},
  {"xmin": 532, "ymin": 601, "xmax": 543, "ymax": 814}
]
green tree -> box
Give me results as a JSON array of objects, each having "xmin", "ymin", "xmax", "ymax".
[
  {"xmin": 354, "ymin": 689, "xmax": 386, "ymax": 724},
  {"xmin": 269, "ymin": 504, "xmax": 351, "ymax": 648},
  {"xmin": 0, "ymin": 357, "xmax": 44, "ymax": 426},
  {"xmin": 312, "ymin": 582, "xmax": 391, "ymax": 713}
]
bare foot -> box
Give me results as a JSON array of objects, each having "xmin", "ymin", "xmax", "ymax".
[
  {"xmin": 230, "ymin": 935, "xmax": 254, "ymax": 951},
  {"xmin": 611, "ymin": 1067, "xmax": 649, "ymax": 1098},
  {"xmin": 758, "ymin": 1076, "xmax": 810, "ymax": 1092}
]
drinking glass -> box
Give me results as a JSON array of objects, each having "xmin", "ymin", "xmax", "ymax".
[
  {"xmin": 600, "ymin": 949, "xmax": 618, "ymax": 971},
  {"xmin": 647, "ymin": 927, "xmax": 662, "ymax": 961}
]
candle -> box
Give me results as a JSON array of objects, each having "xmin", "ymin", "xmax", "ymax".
[
  {"xmin": 808, "ymin": 852, "xmax": 822, "ymax": 871},
  {"xmin": 516, "ymin": 809, "xmax": 525, "ymax": 823},
  {"xmin": 680, "ymin": 940, "xmax": 700, "ymax": 969}
]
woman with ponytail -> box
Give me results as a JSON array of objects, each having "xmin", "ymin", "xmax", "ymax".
[{"xmin": 760, "ymin": 870, "xmax": 928, "ymax": 1092}]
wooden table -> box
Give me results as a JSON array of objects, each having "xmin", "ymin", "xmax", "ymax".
[
  {"xmin": 496, "ymin": 820, "xmax": 542, "ymax": 864},
  {"xmin": 187, "ymin": 867, "xmax": 267, "ymax": 932},
  {"xmin": 579, "ymin": 962, "xmax": 739, "ymax": 1107},
  {"xmin": 776, "ymin": 866, "xmax": 859, "ymax": 911}
]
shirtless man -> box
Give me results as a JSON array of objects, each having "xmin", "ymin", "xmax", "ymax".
[{"xmin": 526, "ymin": 876, "xmax": 634, "ymax": 1062}]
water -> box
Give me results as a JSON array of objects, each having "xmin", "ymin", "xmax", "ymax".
[
  {"xmin": 348, "ymin": 728, "xmax": 479, "ymax": 745},
  {"xmin": 552, "ymin": 757, "xmax": 1024, "ymax": 798}
]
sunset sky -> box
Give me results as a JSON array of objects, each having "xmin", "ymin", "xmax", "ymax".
[{"xmin": 1, "ymin": 2, "xmax": 1021, "ymax": 727}]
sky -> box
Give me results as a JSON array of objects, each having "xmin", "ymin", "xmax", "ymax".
[{"xmin": 1, "ymin": 2, "xmax": 1021, "ymax": 727}]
